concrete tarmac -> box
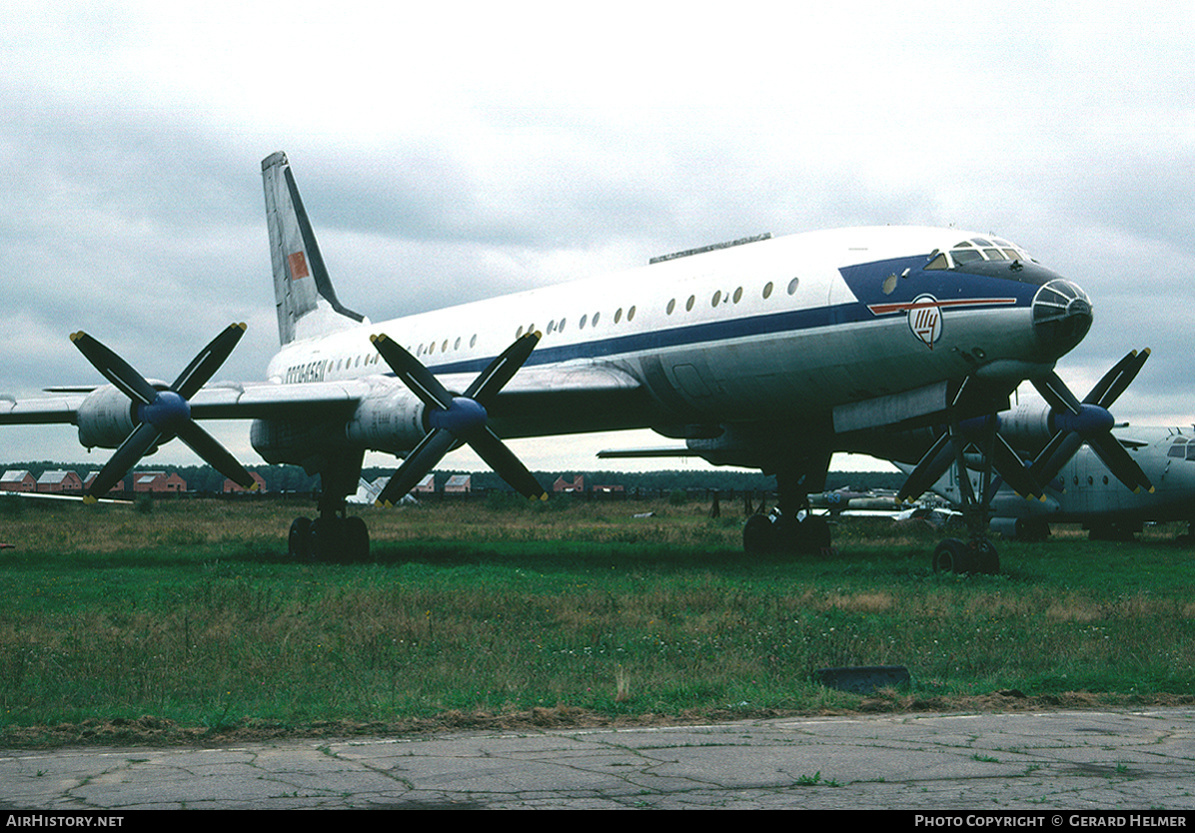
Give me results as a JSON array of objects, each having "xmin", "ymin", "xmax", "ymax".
[{"xmin": 3, "ymin": 708, "xmax": 1195, "ymax": 810}]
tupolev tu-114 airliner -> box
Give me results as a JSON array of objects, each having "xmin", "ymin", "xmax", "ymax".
[{"xmin": 1, "ymin": 151, "xmax": 1129, "ymax": 572}]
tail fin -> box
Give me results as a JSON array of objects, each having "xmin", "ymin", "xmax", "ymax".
[{"xmin": 261, "ymin": 152, "xmax": 366, "ymax": 345}]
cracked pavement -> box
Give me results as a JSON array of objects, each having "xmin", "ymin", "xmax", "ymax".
[{"xmin": 3, "ymin": 708, "xmax": 1195, "ymax": 809}]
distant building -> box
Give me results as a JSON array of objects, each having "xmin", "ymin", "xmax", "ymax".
[
  {"xmin": 444, "ymin": 474, "xmax": 471, "ymax": 493},
  {"xmin": 133, "ymin": 472, "xmax": 187, "ymax": 493},
  {"xmin": 553, "ymin": 474, "xmax": 584, "ymax": 493},
  {"xmin": 0, "ymin": 470, "xmax": 36, "ymax": 492},
  {"xmin": 591, "ymin": 484, "xmax": 625, "ymax": 494},
  {"xmin": 413, "ymin": 473, "xmax": 435, "ymax": 493},
  {"xmin": 223, "ymin": 472, "xmax": 267, "ymax": 493},
  {"xmin": 37, "ymin": 470, "xmax": 82, "ymax": 493}
]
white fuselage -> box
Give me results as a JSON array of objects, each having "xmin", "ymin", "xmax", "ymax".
[{"xmin": 261, "ymin": 225, "xmax": 1066, "ymax": 456}]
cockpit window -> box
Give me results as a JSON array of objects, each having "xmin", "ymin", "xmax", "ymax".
[
  {"xmin": 1169, "ymin": 438, "xmax": 1188, "ymax": 458},
  {"xmin": 923, "ymin": 236, "xmax": 1035, "ymax": 270}
]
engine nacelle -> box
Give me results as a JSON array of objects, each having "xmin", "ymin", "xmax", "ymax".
[
  {"xmin": 994, "ymin": 403, "xmax": 1054, "ymax": 454},
  {"xmin": 343, "ymin": 387, "xmax": 427, "ymax": 455},
  {"xmin": 76, "ymin": 386, "xmax": 136, "ymax": 449},
  {"xmin": 250, "ymin": 385, "xmax": 428, "ymax": 468}
]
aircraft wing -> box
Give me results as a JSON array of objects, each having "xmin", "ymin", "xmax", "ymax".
[
  {"xmin": 0, "ymin": 393, "xmax": 88, "ymax": 425},
  {"xmin": 185, "ymin": 363, "xmax": 642, "ymax": 423},
  {"xmin": 1, "ymin": 363, "xmax": 644, "ymax": 428}
]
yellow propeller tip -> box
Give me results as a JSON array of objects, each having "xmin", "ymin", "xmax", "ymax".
[{"xmin": 82, "ymin": 495, "xmax": 97, "ymax": 505}]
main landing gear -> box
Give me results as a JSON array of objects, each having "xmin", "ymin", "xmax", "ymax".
[
  {"xmin": 286, "ymin": 458, "xmax": 370, "ymax": 563},
  {"xmin": 288, "ymin": 511, "xmax": 370, "ymax": 563},
  {"xmin": 931, "ymin": 536, "xmax": 999, "ymax": 575},
  {"xmin": 742, "ymin": 467, "xmax": 833, "ymax": 555}
]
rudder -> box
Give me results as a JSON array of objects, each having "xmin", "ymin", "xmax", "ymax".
[{"xmin": 262, "ymin": 151, "xmax": 365, "ymax": 345}]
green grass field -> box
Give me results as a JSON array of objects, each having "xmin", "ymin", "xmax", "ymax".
[{"xmin": 1, "ymin": 493, "xmax": 1193, "ymax": 747}]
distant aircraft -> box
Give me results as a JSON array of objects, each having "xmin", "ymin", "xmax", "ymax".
[
  {"xmin": 0, "ymin": 152, "xmax": 1106, "ymax": 565},
  {"xmin": 892, "ymin": 408, "xmax": 1195, "ymax": 546}
]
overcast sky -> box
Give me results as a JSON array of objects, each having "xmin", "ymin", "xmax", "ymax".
[{"xmin": 2, "ymin": 1, "xmax": 1193, "ymax": 476}]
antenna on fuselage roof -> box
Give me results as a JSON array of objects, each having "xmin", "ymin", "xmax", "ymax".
[{"xmin": 649, "ymin": 232, "xmax": 772, "ymax": 265}]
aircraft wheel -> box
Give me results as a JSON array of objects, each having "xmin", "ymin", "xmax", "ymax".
[
  {"xmin": 743, "ymin": 514, "xmax": 775, "ymax": 554},
  {"xmin": 344, "ymin": 516, "xmax": 370, "ymax": 562},
  {"xmin": 932, "ymin": 538, "xmax": 972, "ymax": 574},
  {"xmin": 288, "ymin": 517, "xmax": 312, "ymax": 561},
  {"xmin": 308, "ymin": 516, "xmax": 342, "ymax": 563},
  {"xmin": 798, "ymin": 515, "xmax": 832, "ymax": 552},
  {"xmin": 974, "ymin": 539, "xmax": 1000, "ymax": 574}
]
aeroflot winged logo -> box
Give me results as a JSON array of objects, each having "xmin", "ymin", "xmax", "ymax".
[{"xmin": 866, "ymin": 294, "xmax": 1017, "ymax": 350}]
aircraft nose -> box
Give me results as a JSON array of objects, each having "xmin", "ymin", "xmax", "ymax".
[{"xmin": 1032, "ymin": 279, "xmax": 1093, "ymax": 358}]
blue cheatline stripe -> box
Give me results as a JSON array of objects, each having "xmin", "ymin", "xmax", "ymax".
[
  {"xmin": 377, "ymin": 255, "xmax": 1043, "ymax": 380},
  {"xmin": 417, "ymin": 300, "xmax": 880, "ymax": 377}
]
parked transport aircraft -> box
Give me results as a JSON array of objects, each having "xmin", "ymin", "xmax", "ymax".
[
  {"xmin": 894, "ymin": 414, "xmax": 1195, "ymax": 547},
  {"xmin": 0, "ymin": 152, "xmax": 1114, "ymax": 567}
]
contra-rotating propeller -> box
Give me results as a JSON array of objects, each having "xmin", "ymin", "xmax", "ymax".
[
  {"xmin": 1027, "ymin": 348, "xmax": 1153, "ymax": 494},
  {"xmin": 897, "ymin": 414, "xmax": 1040, "ymax": 504},
  {"xmin": 897, "ymin": 349, "xmax": 1153, "ymax": 503},
  {"xmin": 72, "ymin": 324, "xmax": 257, "ymax": 500},
  {"xmin": 371, "ymin": 330, "xmax": 548, "ymax": 506}
]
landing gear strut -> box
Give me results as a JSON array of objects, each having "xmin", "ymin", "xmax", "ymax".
[
  {"xmin": 935, "ymin": 416, "xmax": 1000, "ymax": 575},
  {"xmin": 287, "ymin": 457, "xmax": 370, "ymax": 563},
  {"xmin": 743, "ymin": 465, "xmax": 833, "ymax": 555}
]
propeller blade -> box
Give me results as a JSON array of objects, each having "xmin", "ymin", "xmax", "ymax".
[
  {"xmin": 1087, "ymin": 432, "xmax": 1154, "ymax": 494},
  {"xmin": 990, "ymin": 433, "xmax": 1043, "ymax": 498},
  {"xmin": 375, "ymin": 429, "xmax": 456, "ymax": 506},
  {"xmin": 71, "ymin": 332, "xmax": 159, "ymax": 405},
  {"xmin": 86, "ymin": 423, "xmax": 162, "ymax": 499},
  {"xmin": 469, "ymin": 427, "xmax": 549, "ymax": 500},
  {"xmin": 897, "ymin": 431, "xmax": 953, "ymax": 503},
  {"xmin": 175, "ymin": 421, "xmax": 256, "ymax": 489},
  {"xmin": 1028, "ymin": 430, "xmax": 1084, "ymax": 490},
  {"xmin": 172, "ymin": 323, "xmax": 247, "ymax": 399},
  {"xmin": 464, "ymin": 331, "xmax": 540, "ymax": 404},
  {"xmin": 1086, "ymin": 348, "xmax": 1149, "ymax": 409},
  {"xmin": 1032, "ymin": 371, "xmax": 1082, "ymax": 416},
  {"xmin": 370, "ymin": 334, "xmax": 453, "ymax": 410}
]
